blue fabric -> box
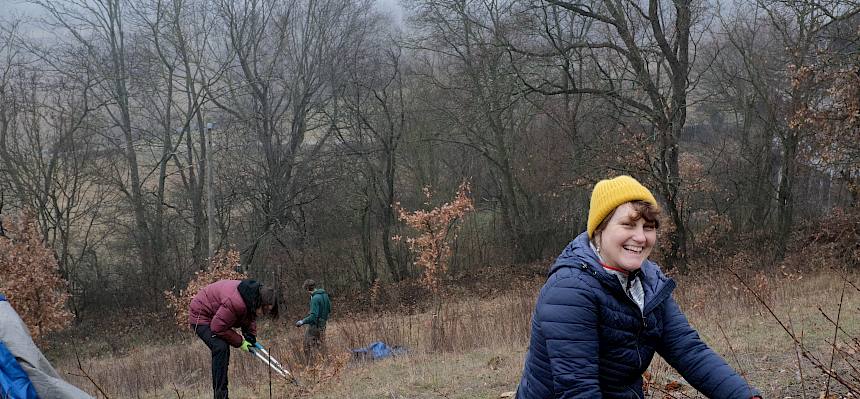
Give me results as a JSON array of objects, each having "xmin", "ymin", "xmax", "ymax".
[
  {"xmin": 0, "ymin": 341, "xmax": 38, "ymax": 399},
  {"xmin": 0, "ymin": 294, "xmax": 6, "ymax": 301},
  {"xmin": 351, "ymin": 341, "xmax": 406, "ymax": 360},
  {"xmin": 517, "ymin": 232, "xmax": 759, "ymax": 399}
]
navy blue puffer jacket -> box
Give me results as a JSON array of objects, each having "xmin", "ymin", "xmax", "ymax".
[{"xmin": 517, "ymin": 233, "xmax": 759, "ymax": 398}]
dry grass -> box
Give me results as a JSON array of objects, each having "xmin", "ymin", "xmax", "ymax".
[
  {"xmin": 52, "ymin": 268, "xmax": 860, "ymax": 398},
  {"xmin": 662, "ymin": 270, "xmax": 860, "ymax": 397}
]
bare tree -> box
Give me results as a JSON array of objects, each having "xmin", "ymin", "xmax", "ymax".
[
  {"xmin": 408, "ymin": 0, "xmax": 551, "ymax": 261},
  {"xmin": 717, "ymin": 0, "xmax": 859, "ymax": 258},
  {"xmin": 129, "ymin": 0, "xmax": 229, "ymax": 273},
  {"xmin": 336, "ymin": 41, "xmax": 411, "ymax": 281},
  {"xmin": 30, "ymin": 0, "xmax": 173, "ymax": 300},
  {"xmin": 701, "ymin": 7, "xmax": 782, "ymax": 238},
  {"xmin": 514, "ymin": 0, "xmax": 698, "ymax": 270},
  {"xmin": 0, "ymin": 20, "xmax": 111, "ymax": 314},
  {"xmin": 209, "ymin": 0, "xmax": 381, "ymax": 268}
]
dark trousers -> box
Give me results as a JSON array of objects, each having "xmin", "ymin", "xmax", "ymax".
[
  {"xmin": 193, "ymin": 324, "xmax": 230, "ymax": 399},
  {"xmin": 303, "ymin": 324, "xmax": 327, "ymax": 365}
]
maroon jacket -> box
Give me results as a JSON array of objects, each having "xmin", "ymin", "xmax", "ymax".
[{"xmin": 188, "ymin": 280, "xmax": 256, "ymax": 347}]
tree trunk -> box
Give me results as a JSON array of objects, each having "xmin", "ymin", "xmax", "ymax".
[
  {"xmin": 381, "ymin": 142, "xmax": 406, "ymax": 280},
  {"xmin": 654, "ymin": 122, "xmax": 687, "ymax": 271},
  {"xmin": 775, "ymin": 133, "xmax": 798, "ymax": 259}
]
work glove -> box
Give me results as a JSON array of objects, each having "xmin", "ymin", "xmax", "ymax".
[
  {"xmin": 295, "ymin": 320, "xmax": 304, "ymax": 327},
  {"xmin": 243, "ymin": 333, "xmax": 257, "ymax": 345},
  {"xmin": 240, "ymin": 340, "xmax": 253, "ymax": 352}
]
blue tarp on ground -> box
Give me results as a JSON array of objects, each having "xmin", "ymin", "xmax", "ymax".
[{"xmin": 351, "ymin": 341, "xmax": 407, "ymax": 361}]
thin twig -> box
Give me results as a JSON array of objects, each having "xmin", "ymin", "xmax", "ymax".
[
  {"xmin": 171, "ymin": 382, "xmax": 182, "ymax": 399},
  {"xmin": 716, "ymin": 322, "xmax": 748, "ymax": 380},
  {"xmin": 823, "ymin": 279, "xmax": 847, "ymax": 397},
  {"xmin": 828, "ymin": 264, "xmax": 860, "ymax": 293},
  {"xmin": 727, "ymin": 266, "xmax": 860, "ymax": 393},
  {"xmin": 786, "ymin": 311, "xmax": 806, "ymax": 399},
  {"xmin": 817, "ymin": 306, "xmax": 860, "ymax": 353},
  {"xmin": 72, "ymin": 348, "xmax": 109, "ymax": 398}
]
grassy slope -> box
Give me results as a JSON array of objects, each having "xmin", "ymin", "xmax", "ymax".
[{"xmin": 52, "ymin": 270, "xmax": 860, "ymax": 398}]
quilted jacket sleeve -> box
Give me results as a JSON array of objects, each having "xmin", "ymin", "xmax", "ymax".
[
  {"xmin": 210, "ymin": 301, "xmax": 243, "ymax": 347},
  {"xmin": 656, "ymin": 297, "xmax": 760, "ymax": 398},
  {"xmin": 241, "ymin": 319, "xmax": 257, "ymax": 339},
  {"xmin": 537, "ymin": 272, "xmax": 602, "ymax": 398}
]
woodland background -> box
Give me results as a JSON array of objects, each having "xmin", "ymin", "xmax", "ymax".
[{"xmin": 1, "ymin": 0, "xmax": 860, "ymax": 396}]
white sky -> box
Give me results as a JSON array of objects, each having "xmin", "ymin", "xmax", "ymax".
[
  {"xmin": 2, "ymin": 0, "xmax": 42, "ymax": 18},
  {"xmin": 377, "ymin": 0, "xmax": 405, "ymax": 25},
  {"xmin": 1, "ymin": 0, "xmax": 405, "ymax": 21}
]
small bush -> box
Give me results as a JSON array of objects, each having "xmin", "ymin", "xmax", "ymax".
[{"xmin": 0, "ymin": 211, "xmax": 73, "ymax": 338}]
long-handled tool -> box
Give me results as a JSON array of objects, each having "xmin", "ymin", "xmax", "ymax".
[{"xmin": 250, "ymin": 343, "xmax": 300, "ymax": 385}]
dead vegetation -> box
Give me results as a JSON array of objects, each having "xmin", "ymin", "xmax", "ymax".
[
  {"xmin": 44, "ymin": 263, "xmax": 859, "ymax": 398},
  {"xmin": 42, "ymin": 210, "xmax": 860, "ymax": 397}
]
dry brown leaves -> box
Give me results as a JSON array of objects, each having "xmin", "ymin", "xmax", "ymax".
[
  {"xmin": 163, "ymin": 249, "xmax": 248, "ymax": 329},
  {"xmin": 394, "ymin": 182, "xmax": 474, "ymax": 293},
  {"xmin": 791, "ymin": 57, "xmax": 860, "ymax": 200},
  {"xmin": 0, "ymin": 211, "xmax": 73, "ymax": 338}
]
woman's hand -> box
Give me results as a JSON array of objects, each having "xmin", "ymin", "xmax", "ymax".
[{"xmin": 240, "ymin": 340, "xmax": 253, "ymax": 352}]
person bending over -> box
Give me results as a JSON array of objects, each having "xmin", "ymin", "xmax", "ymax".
[{"xmin": 189, "ymin": 279, "xmax": 278, "ymax": 399}]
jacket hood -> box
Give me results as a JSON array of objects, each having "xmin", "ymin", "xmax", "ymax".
[
  {"xmin": 550, "ymin": 232, "xmax": 602, "ymax": 275},
  {"xmin": 550, "ymin": 232, "xmax": 675, "ymax": 312},
  {"xmin": 238, "ymin": 279, "xmax": 262, "ymax": 313},
  {"xmin": 311, "ymin": 288, "xmax": 327, "ymax": 296}
]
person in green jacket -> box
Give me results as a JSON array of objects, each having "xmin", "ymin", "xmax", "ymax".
[{"xmin": 295, "ymin": 279, "xmax": 331, "ymax": 364}]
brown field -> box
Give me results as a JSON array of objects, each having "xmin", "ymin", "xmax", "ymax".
[{"xmin": 51, "ymin": 268, "xmax": 860, "ymax": 398}]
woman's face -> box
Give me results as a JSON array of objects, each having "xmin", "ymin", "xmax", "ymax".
[{"xmin": 595, "ymin": 202, "xmax": 657, "ymax": 272}]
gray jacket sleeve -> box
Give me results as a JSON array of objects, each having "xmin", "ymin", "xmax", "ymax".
[{"xmin": 0, "ymin": 301, "xmax": 94, "ymax": 399}]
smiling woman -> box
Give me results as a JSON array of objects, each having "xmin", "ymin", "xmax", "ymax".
[
  {"xmin": 592, "ymin": 200, "xmax": 660, "ymax": 273},
  {"xmin": 515, "ymin": 175, "xmax": 762, "ymax": 399}
]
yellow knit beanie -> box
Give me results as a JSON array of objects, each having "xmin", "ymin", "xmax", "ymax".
[{"xmin": 587, "ymin": 175, "xmax": 658, "ymax": 238}]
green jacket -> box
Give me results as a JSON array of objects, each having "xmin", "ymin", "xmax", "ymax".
[{"xmin": 300, "ymin": 288, "xmax": 331, "ymax": 328}]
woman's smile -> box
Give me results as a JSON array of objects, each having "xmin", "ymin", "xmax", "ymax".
[{"xmin": 596, "ymin": 202, "xmax": 656, "ymax": 272}]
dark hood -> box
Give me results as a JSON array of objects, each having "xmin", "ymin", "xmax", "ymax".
[
  {"xmin": 550, "ymin": 232, "xmax": 603, "ymax": 276},
  {"xmin": 237, "ymin": 279, "xmax": 262, "ymax": 313}
]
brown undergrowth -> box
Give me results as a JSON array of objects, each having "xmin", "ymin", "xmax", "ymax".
[
  {"xmin": 47, "ymin": 265, "xmax": 860, "ymax": 398},
  {"xmin": 46, "ymin": 210, "xmax": 860, "ymax": 397}
]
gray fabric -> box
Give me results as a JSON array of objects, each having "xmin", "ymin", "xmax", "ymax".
[
  {"xmin": 590, "ymin": 241, "xmax": 645, "ymax": 311},
  {"xmin": 604, "ymin": 267, "xmax": 645, "ymax": 312},
  {"xmin": 0, "ymin": 301, "xmax": 93, "ymax": 399}
]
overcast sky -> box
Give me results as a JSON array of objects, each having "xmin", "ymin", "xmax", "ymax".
[
  {"xmin": 378, "ymin": 0, "xmax": 405, "ymax": 24},
  {"xmin": 3, "ymin": 0, "xmax": 41, "ymax": 18},
  {"xmin": 2, "ymin": 0, "xmax": 405, "ymax": 21}
]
